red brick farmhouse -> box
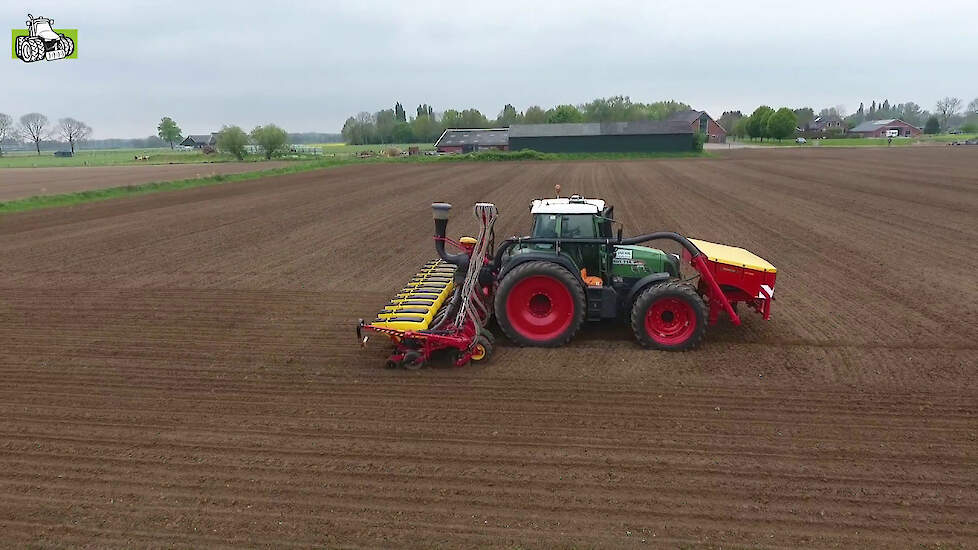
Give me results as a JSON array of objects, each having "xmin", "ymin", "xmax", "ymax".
[{"xmin": 848, "ymin": 119, "xmax": 921, "ymax": 138}]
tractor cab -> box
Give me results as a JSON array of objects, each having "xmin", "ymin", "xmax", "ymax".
[
  {"xmin": 528, "ymin": 195, "xmax": 608, "ymax": 282},
  {"xmin": 521, "ymin": 194, "xmax": 677, "ymax": 289}
]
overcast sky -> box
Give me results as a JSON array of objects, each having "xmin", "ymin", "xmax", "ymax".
[{"xmin": 2, "ymin": 0, "xmax": 977, "ymax": 138}]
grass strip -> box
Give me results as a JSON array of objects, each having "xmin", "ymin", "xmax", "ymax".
[{"xmin": 0, "ymin": 150, "xmax": 707, "ymax": 214}]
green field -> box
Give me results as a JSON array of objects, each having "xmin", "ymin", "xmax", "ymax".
[
  {"xmin": 0, "ymin": 148, "xmax": 257, "ymax": 168},
  {"xmin": 917, "ymin": 133, "xmax": 978, "ymax": 143},
  {"xmin": 0, "ymin": 143, "xmax": 439, "ymax": 168}
]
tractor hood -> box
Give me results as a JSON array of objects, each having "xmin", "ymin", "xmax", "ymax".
[{"xmin": 612, "ymin": 245, "xmax": 678, "ymax": 279}]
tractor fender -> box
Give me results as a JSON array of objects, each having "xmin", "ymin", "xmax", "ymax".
[
  {"xmin": 624, "ymin": 272, "xmax": 674, "ymax": 307},
  {"xmin": 498, "ymin": 253, "xmax": 584, "ymax": 286}
]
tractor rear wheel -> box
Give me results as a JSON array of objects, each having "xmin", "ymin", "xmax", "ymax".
[
  {"xmin": 631, "ymin": 282, "xmax": 707, "ymax": 351},
  {"xmin": 494, "ymin": 261, "xmax": 585, "ymax": 347}
]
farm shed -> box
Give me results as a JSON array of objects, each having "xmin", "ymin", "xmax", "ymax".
[
  {"xmin": 667, "ymin": 110, "xmax": 727, "ymax": 143},
  {"xmin": 179, "ymin": 133, "xmax": 218, "ymax": 148},
  {"xmin": 435, "ymin": 128, "xmax": 509, "ymax": 153},
  {"xmin": 848, "ymin": 119, "xmax": 921, "ymax": 138},
  {"xmin": 508, "ymin": 121, "xmax": 694, "ymax": 153}
]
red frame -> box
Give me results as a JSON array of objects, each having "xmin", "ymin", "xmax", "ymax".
[{"xmin": 683, "ymin": 250, "xmax": 776, "ymax": 324}]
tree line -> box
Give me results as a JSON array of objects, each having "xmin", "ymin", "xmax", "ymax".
[
  {"xmin": 156, "ymin": 117, "xmax": 293, "ymax": 160},
  {"xmin": 719, "ymin": 96, "xmax": 978, "ymax": 140},
  {"xmin": 0, "ymin": 112, "xmax": 92, "ymax": 156},
  {"xmin": 340, "ymin": 96, "xmax": 692, "ymax": 145}
]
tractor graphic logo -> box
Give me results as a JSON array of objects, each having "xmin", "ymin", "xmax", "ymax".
[{"xmin": 12, "ymin": 14, "xmax": 76, "ymax": 62}]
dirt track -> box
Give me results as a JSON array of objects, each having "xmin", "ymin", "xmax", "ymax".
[
  {"xmin": 2, "ymin": 148, "xmax": 977, "ymax": 548},
  {"xmin": 0, "ymin": 161, "xmax": 291, "ymax": 201}
]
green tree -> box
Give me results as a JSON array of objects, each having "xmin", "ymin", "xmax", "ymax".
[
  {"xmin": 766, "ymin": 108, "xmax": 798, "ymax": 141},
  {"xmin": 394, "ymin": 102, "xmax": 406, "ymax": 123},
  {"xmin": 441, "ymin": 109, "xmax": 462, "ymax": 128},
  {"xmin": 732, "ymin": 117, "xmax": 749, "ymax": 139},
  {"xmin": 392, "ymin": 122, "xmax": 413, "ymax": 143},
  {"xmin": 157, "ymin": 117, "xmax": 182, "ymax": 149},
  {"xmin": 899, "ymin": 102, "xmax": 924, "ymax": 126},
  {"xmin": 924, "ymin": 116, "xmax": 940, "ymax": 134},
  {"xmin": 792, "ymin": 107, "xmax": 814, "ymax": 130},
  {"xmin": 216, "ymin": 125, "xmax": 249, "ymax": 160},
  {"xmin": 459, "ymin": 108, "xmax": 489, "ymax": 128},
  {"xmin": 641, "ymin": 100, "xmax": 691, "ymax": 121},
  {"xmin": 746, "ymin": 106, "xmax": 775, "ymax": 141},
  {"xmin": 410, "ymin": 114, "xmax": 439, "ymax": 142},
  {"xmin": 523, "ymin": 105, "xmax": 547, "ymax": 124},
  {"xmin": 250, "ymin": 124, "xmax": 288, "ymax": 159},
  {"xmin": 496, "ymin": 104, "xmax": 519, "ymax": 126},
  {"xmin": 375, "ymin": 109, "xmax": 396, "ymax": 143},
  {"xmin": 718, "ymin": 111, "xmax": 743, "ymax": 135},
  {"xmin": 547, "ymin": 104, "xmax": 583, "ymax": 123}
]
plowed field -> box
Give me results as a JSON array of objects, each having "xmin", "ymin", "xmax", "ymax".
[{"xmin": 2, "ymin": 148, "xmax": 976, "ymax": 548}]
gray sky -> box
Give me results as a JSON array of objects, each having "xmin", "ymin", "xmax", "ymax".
[{"xmin": 3, "ymin": 0, "xmax": 977, "ymax": 138}]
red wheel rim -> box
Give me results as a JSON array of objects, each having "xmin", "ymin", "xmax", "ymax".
[
  {"xmin": 505, "ymin": 275, "xmax": 574, "ymax": 341},
  {"xmin": 644, "ymin": 297, "xmax": 696, "ymax": 345}
]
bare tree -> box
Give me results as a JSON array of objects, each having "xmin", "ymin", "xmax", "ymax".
[
  {"xmin": 0, "ymin": 113, "xmax": 15, "ymax": 156},
  {"xmin": 968, "ymin": 98, "xmax": 978, "ymax": 117},
  {"xmin": 935, "ymin": 97, "xmax": 962, "ymax": 131},
  {"xmin": 58, "ymin": 117, "xmax": 92, "ymax": 154},
  {"xmin": 20, "ymin": 112, "xmax": 49, "ymax": 155}
]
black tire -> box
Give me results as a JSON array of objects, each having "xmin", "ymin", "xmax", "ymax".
[
  {"xmin": 469, "ymin": 335, "xmax": 493, "ymax": 363},
  {"xmin": 630, "ymin": 282, "xmax": 707, "ymax": 351},
  {"xmin": 59, "ymin": 35, "xmax": 74, "ymax": 57},
  {"xmin": 494, "ymin": 261, "xmax": 585, "ymax": 347},
  {"xmin": 402, "ymin": 350, "xmax": 424, "ymax": 370},
  {"xmin": 18, "ymin": 37, "xmax": 44, "ymax": 62}
]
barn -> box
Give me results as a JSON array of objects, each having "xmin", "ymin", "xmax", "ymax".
[
  {"xmin": 848, "ymin": 119, "xmax": 921, "ymax": 138},
  {"xmin": 434, "ymin": 128, "xmax": 509, "ymax": 153},
  {"xmin": 179, "ymin": 133, "xmax": 217, "ymax": 148},
  {"xmin": 508, "ymin": 121, "xmax": 694, "ymax": 153},
  {"xmin": 667, "ymin": 110, "xmax": 727, "ymax": 143}
]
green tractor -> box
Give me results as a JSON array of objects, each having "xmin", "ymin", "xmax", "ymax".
[
  {"xmin": 492, "ymin": 194, "xmax": 711, "ymax": 350},
  {"xmin": 359, "ymin": 193, "xmax": 776, "ymax": 368}
]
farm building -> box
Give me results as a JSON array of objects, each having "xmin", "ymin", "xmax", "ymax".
[
  {"xmin": 179, "ymin": 133, "xmax": 217, "ymax": 148},
  {"xmin": 435, "ymin": 128, "xmax": 509, "ymax": 153},
  {"xmin": 802, "ymin": 115, "xmax": 847, "ymax": 134},
  {"xmin": 848, "ymin": 119, "xmax": 921, "ymax": 138},
  {"xmin": 667, "ymin": 110, "xmax": 727, "ymax": 143},
  {"xmin": 508, "ymin": 121, "xmax": 694, "ymax": 153}
]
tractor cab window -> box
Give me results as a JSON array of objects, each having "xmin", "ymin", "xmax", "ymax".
[
  {"xmin": 532, "ymin": 215, "xmax": 558, "ymax": 239},
  {"xmin": 559, "ymin": 215, "xmax": 596, "ymax": 239}
]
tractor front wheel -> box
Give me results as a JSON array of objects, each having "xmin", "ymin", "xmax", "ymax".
[
  {"xmin": 631, "ymin": 282, "xmax": 707, "ymax": 351},
  {"xmin": 494, "ymin": 261, "xmax": 585, "ymax": 347}
]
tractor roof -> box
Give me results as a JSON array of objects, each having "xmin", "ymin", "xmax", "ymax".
[{"xmin": 531, "ymin": 196, "xmax": 606, "ymax": 215}]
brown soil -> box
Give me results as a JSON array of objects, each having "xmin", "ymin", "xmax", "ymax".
[
  {"xmin": 1, "ymin": 148, "xmax": 976, "ymax": 548},
  {"xmin": 0, "ymin": 162, "xmax": 292, "ymax": 201}
]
